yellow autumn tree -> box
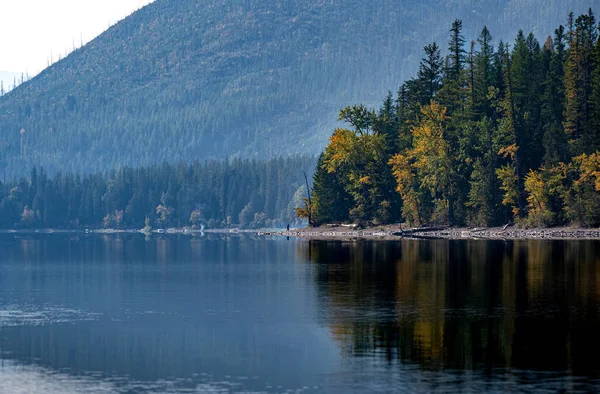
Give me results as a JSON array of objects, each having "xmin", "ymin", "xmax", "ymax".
[
  {"xmin": 389, "ymin": 154, "xmax": 423, "ymax": 226},
  {"xmin": 411, "ymin": 102, "xmax": 451, "ymax": 193},
  {"xmin": 523, "ymin": 169, "xmax": 554, "ymax": 227},
  {"xmin": 390, "ymin": 102, "xmax": 452, "ymax": 225},
  {"xmin": 322, "ymin": 127, "xmax": 387, "ymax": 224},
  {"xmin": 495, "ymin": 143, "xmax": 522, "ymax": 219},
  {"xmin": 323, "ymin": 128, "xmax": 361, "ymax": 173},
  {"xmin": 573, "ymin": 152, "xmax": 600, "ymax": 191},
  {"xmin": 562, "ymin": 152, "xmax": 600, "ymax": 226}
]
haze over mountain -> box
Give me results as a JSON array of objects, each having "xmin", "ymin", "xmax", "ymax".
[{"xmin": 0, "ymin": 0, "xmax": 592, "ymax": 177}]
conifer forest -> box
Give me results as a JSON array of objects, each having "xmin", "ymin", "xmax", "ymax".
[
  {"xmin": 0, "ymin": 156, "xmax": 315, "ymax": 229},
  {"xmin": 2, "ymin": 9, "xmax": 600, "ymax": 230},
  {"xmin": 304, "ymin": 10, "xmax": 600, "ymax": 228}
]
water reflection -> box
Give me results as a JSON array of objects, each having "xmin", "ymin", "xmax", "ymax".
[
  {"xmin": 1, "ymin": 234, "xmax": 600, "ymax": 393},
  {"xmin": 300, "ymin": 239, "xmax": 600, "ymax": 377},
  {"xmin": 0, "ymin": 234, "xmax": 332, "ymax": 393},
  {"xmin": 0, "ymin": 360, "xmax": 252, "ymax": 393}
]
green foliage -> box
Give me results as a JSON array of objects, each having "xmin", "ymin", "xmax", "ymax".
[
  {"xmin": 564, "ymin": 9, "xmax": 599, "ymax": 155},
  {"xmin": 473, "ymin": 26, "xmax": 495, "ymax": 118},
  {"xmin": 448, "ymin": 20, "xmax": 467, "ymax": 82},
  {"xmin": 311, "ymin": 154, "xmax": 352, "ymax": 225},
  {"xmin": 542, "ymin": 26, "xmax": 569, "ymax": 166},
  {"xmin": 313, "ymin": 10, "xmax": 600, "ymax": 228},
  {"xmin": 416, "ymin": 43, "xmax": 444, "ymax": 104},
  {"xmin": 338, "ymin": 105, "xmax": 376, "ymax": 135},
  {"xmin": 467, "ymin": 158, "xmax": 494, "ymax": 226},
  {"xmin": 591, "ymin": 24, "xmax": 600, "ymax": 149}
]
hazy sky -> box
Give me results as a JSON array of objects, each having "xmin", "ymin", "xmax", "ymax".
[{"xmin": 0, "ymin": 0, "xmax": 153, "ymax": 75}]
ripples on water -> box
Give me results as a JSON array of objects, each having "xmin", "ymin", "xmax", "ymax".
[
  {"xmin": 0, "ymin": 306, "xmax": 100, "ymax": 327},
  {"xmin": 0, "ymin": 362, "xmax": 262, "ymax": 394},
  {"xmin": 0, "ymin": 234, "xmax": 599, "ymax": 393}
]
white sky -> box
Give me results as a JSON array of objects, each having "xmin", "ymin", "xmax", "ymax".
[{"xmin": 0, "ymin": 0, "xmax": 154, "ymax": 75}]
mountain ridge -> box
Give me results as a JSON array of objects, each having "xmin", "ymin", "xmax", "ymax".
[{"xmin": 0, "ymin": 0, "xmax": 592, "ymax": 177}]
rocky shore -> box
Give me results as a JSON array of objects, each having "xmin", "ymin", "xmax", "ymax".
[
  {"xmin": 271, "ymin": 225, "xmax": 600, "ymax": 240},
  {"xmin": 2, "ymin": 226, "xmax": 599, "ymax": 241}
]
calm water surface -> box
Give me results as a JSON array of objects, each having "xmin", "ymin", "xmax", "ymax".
[{"xmin": 0, "ymin": 233, "xmax": 599, "ymax": 393}]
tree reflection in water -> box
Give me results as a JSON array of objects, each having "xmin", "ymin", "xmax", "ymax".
[{"xmin": 298, "ymin": 239, "xmax": 600, "ymax": 377}]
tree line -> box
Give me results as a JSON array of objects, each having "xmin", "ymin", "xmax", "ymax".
[
  {"xmin": 303, "ymin": 10, "xmax": 600, "ymax": 228},
  {"xmin": 0, "ymin": 156, "xmax": 315, "ymax": 229}
]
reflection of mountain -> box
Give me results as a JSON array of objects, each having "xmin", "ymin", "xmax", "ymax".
[
  {"xmin": 300, "ymin": 239, "xmax": 600, "ymax": 376},
  {"xmin": 0, "ymin": 234, "xmax": 334, "ymax": 390}
]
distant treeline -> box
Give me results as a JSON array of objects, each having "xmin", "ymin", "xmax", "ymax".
[
  {"xmin": 302, "ymin": 10, "xmax": 600, "ymax": 228},
  {"xmin": 0, "ymin": 156, "xmax": 315, "ymax": 229}
]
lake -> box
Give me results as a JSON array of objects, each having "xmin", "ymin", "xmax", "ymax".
[{"xmin": 0, "ymin": 233, "xmax": 599, "ymax": 393}]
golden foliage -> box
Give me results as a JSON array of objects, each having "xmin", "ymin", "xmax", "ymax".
[
  {"xmin": 388, "ymin": 102, "xmax": 451, "ymax": 225},
  {"xmin": 389, "ymin": 154, "xmax": 422, "ymax": 226},
  {"xmin": 524, "ymin": 169, "xmax": 544, "ymax": 210},
  {"xmin": 496, "ymin": 164, "xmax": 520, "ymax": 217},
  {"xmin": 294, "ymin": 198, "xmax": 312, "ymax": 220},
  {"xmin": 323, "ymin": 128, "xmax": 360, "ymax": 173},
  {"xmin": 498, "ymin": 144, "xmax": 519, "ymax": 160},
  {"xmin": 319, "ymin": 125, "xmax": 388, "ymax": 223},
  {"xmin": 523, "ymin": 169, "xmax": 554, "ymax": 226},
  {"xmin": 409, "ymin": 102, "xmax": 451, "ymax": 195},
  {"xmin": 573, "ymin": 153, "xmax": 600, "ymax": 191}
]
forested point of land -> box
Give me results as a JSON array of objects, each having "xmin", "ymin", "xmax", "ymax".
[
  {"xmin": 302, "ymin": 10, "xmax": 600, "ymax": 228},
  {"xmin": 0, "ymin": 156, "xmax": 315, "ymax": 229}
]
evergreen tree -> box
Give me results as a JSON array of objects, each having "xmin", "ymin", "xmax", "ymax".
[
  {"xmin": 496, "ymin": 42, "xmax": 525, "ymax": 219},
  {"xmin": 416, "ymin": 42, "xmax": 444, "ymax": 104},
  {"xmin": 541, "ymin": 26, "xmax": 568, "ymax": 165},
  {"xmin": 591, "ymin": 23, "xmax": 600, "ymax": 147},
  {"xmin": 0, "ymin": 157, "xmax": 316, "ymax": 230},
  {"xmin": 438, "ymin": 20, "xmax": 467, "ymax": 116},
  {"xmin": 448, "ymin": 20, "xmax": 466, "ymax": 82},
  {"xmin": 564, "ymin": 9, "xmax": 598, "ymax": 155},
  {"xmin": 474, "ymin": 26, "xmax": 495, "ymax": 118},
  {"xmin": 312, "ymin": 154, "xmax": 352, "ymax": 225},
  {"xmin": 395, "ymin": 84, "xmax": 414, "ymax": 152}
]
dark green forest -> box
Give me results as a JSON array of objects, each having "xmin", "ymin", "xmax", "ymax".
[
  {"xmin": 0, "ymin": 0, "xmax": 591, "ymax": 178},
  {"xmin": 305, "ymin": 10, "xmax": 600, "ymax": 228},
  {"xmin": 0, "ymin": 156, "xmax": 315, "ymax": 229}
]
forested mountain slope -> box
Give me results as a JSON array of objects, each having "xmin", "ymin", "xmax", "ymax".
[{"xmin": 0, "ymin": 0, "xmax": 591, "ymax": 177}]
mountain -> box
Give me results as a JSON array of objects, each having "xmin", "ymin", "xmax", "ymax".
[{"xmin": 0, "ymin": 0, "xmax": 592, "ymax": 177}]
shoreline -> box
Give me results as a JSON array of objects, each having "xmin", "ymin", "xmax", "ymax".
[
  {"xmin": 0, "ymin": 228, "xmax": 257, "ymax": 236},
  {"xmin": 273, "ymin": 225, "xmax": 600, "ymax": 240},
  {"xmin": 1, "ymin": 225, "xmax": 599, "ymax": 240}
]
